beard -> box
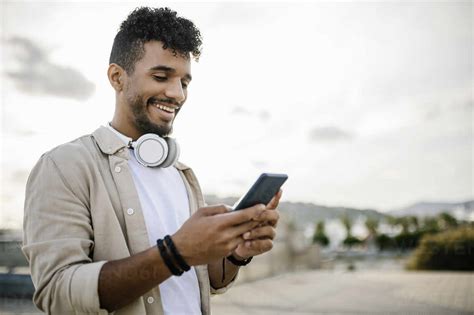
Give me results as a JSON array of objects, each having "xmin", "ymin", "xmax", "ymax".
[{"xmin": 127, "ymin": 93, "xmax": 175, "ymax": 137}]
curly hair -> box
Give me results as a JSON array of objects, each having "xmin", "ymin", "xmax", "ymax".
[{"xmin": 109, "ymin": 7, "xmax": 202, "ymax": 74}]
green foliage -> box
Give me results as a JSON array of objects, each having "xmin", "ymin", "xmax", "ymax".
[
  {"xmin": 376, "ymin": 232, "xmax": 423, "ymax": 251},
  {"xmin": 375, "ymin": 233, "xmax": 395, "ymax": 251},
  {"xmin": 438, "ymin": 212, "xmax": 458, "ymax": 229},
  {"xmin": 313, "ymin": 234, "xmax": 329, "ymax": 246},
  {"xmin": 343, "ymin": 236, "xmax": 362, "ymax": 248},
  {"xmin": 315, "ymin": 221, "xmax": 325, "ymax": 234},
  {"xmin": 393, "ymin": 231, "xmax": 423, "ymax": 250},
  {"xmin": 421, "ymin": 217, "xmax": 440, "ymax": 233},
  {"xmin": 340, "ymin": 214, "xmax": 352, "ymax": 235},
  {"xmin": 397, "ymin": 217, "xmax": 411, "ymax": 233},
  {"xmin": 386, "ymin": 215, "xmax": 399, "ymax": 227},
  {"xmin": 408, "ymin": 216, "xmax": 419, "ymax": 231},
  {"xmin": 340, "ymin": 215, "xmax": 362, "ymax": 248},
  {"xmin": 407, "ymin": 227, "xmax": 474, "ymax": 271},
  {"xmin": 312, "ymin": 221, "xmax": 329, "ymax": 246},
  {"xmin": 365, "ymin": 218, "xmax": 379, "ymax": 235}
]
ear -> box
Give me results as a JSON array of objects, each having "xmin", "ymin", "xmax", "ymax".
[{"xmin": 107, "ymin": 63, "xmax": 126, "ymax": 92}]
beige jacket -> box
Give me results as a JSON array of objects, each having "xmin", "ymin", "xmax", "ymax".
[{"xmin": 23, "ymin": 126, "xmax": 230, "ymax": 314}]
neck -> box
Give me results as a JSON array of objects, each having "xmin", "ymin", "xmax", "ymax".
[{"xmin": 110, "ymin": 116, "xmax": 142, "ymax": 141}]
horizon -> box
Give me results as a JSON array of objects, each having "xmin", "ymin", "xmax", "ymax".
[
  {"xmin": 1, "ymin": 194, "xmax": 472, "ymax": 230},
  {"xmin": 205, "ymin": 193, "xmax": 473, "ymax": 211}
]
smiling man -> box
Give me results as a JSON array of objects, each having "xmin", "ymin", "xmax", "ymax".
[{"xmin": 22, "ymin": 7, "xmax": 282, "ymax": 315}]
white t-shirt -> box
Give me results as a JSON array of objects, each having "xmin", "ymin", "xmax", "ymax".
[{"xmin": 107, "ymin": 125, "xmax": 201, "ymax": 315}]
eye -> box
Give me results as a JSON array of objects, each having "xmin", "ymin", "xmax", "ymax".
[
  {"xmin": 181, "ymin": 81, "xmax": 189, "ymax": 89},
  {"xmin": 153, "ymin": 75, "xmax": 167, "ymax": 82}
]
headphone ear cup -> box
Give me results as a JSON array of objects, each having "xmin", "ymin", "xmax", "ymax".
[
  {"xmin": 133, "ymin": 134, "xmax": 168, "ymax": 167},
  {"xmin": 160, "ymin": 137, "xmax": 180, "ymax": 168}
]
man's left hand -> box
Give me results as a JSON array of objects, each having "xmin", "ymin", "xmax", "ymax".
[{"xmin": 232, "ymin": 189, "xmax": 282, "ymax": 260}]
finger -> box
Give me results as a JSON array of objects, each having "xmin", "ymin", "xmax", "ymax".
[
  {"xmin": 244, "ymin": 239, "xmax": 274, "ymax": 254},
  {"xmin": 217, "ymin": 204, "xmax": 266, "ymax": 227},
  {"xmin": 243, "ymin": 226, "xmax": 276, "ymax": 240},
  {"xmin": 228, "ymin": 236, "xmax": 245, "ymax": 254},
  {"xmin": 200, "ymin": 204, "xmax": 232, "ymax": 216},
  {"xmin": 228, "ymin": 219, "xmax": 260, "ymax": 238},
  {"xmin": 253, "ymin": 209, "xmax": 280, "ymax": 226},
  {"xmin": 266, "ymin": 189, "xmax": 283, "ymax": 210}
]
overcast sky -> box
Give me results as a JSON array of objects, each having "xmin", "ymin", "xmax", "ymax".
[{"xmin": 1, "ymin": 1, "xmax": 472, "ymax": 228}]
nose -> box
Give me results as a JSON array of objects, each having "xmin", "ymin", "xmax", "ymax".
[{"xmin": 164, "ymin": 79, "xmax": 185, "ymax": 103}]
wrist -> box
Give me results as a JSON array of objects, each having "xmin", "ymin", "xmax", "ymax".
[
  {"xmin": 171, "ymin": 232, "xmax": 196, "ymax": 266},
  {"xmin": 227, "ymin": 252, "xmax": 253, "ymax": 266},
  {"xmin": 231, "ymin": 251, "xmax": 249, "ymax": 262}
]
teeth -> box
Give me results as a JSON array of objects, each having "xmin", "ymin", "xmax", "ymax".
[{"xmin": 156, "ymin": 104, "xmax": 175, "ymax": 113}]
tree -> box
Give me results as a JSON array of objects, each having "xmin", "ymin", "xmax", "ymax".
[
  {"xmin": 312, "ymin": 221, "xmax": 329, "ymax": 247},
  {"xmin": 422, "ymin": 217, "xmax": 440, "ymax": 233},
  {"xmin": 398, "ymin": 217, "xmax": 410, "ymax": 234},
  {"xmin": 365, "ymin": 217, "xmax": 379, "ymax": 236},
  {"xmin": 340, "ymin": 215, "xmax": 361, "ymax": 248},
  {"xmin": 341, "ymin": 214, "xmax": 352, "ymax": 237},
  {"xmin": 438, "ymin": 212, "xmax": 458, "ymax": 230},
  {"xmin": 408, "ymin": 216, "xmax": 419, "ymax": 232}
]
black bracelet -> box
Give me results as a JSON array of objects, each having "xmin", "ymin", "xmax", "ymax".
[
  {"xmin": 157, "ymin": 239, "xmax": 183, "ymax": 276},
  {"xmin": 226, "ymin": 254, "xmax": 253, "ymax": 266},
  {"xmin": 164, "ymin": 235, "xmax": 190, "ymax": 272}
]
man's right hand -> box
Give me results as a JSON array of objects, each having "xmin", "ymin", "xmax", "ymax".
[{"xmin": 171, "ymin": 204, "xmax": 266, "ymax": 266}]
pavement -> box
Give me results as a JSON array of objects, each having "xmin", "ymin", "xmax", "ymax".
[
  {"xmin": 211, "ymin": 270, "xmax": 474, "ymax": 315},
  {"xmin": 1, "ymin": 270, "xmax": 473, "ymax": 314}
]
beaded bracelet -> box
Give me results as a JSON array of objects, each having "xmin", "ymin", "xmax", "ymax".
[
  {"xmin": 157, "ymin": 238, "xmax": 183, "ymax": 276},
  {"xmin": 164, "ymin": 235, "xmax": 190, "ymax": 272}
]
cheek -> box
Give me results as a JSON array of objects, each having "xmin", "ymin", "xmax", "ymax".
[
  {"xmin": 127, "ymin": 87, "xmax": 149, "ymax": 104},
  {"xmin": 125, "ymin": 78, "xmax": 149, "ymax": 98},
  {"xmin": 125, "ymin": 89, "xmax": 139, "ymax": 105}
]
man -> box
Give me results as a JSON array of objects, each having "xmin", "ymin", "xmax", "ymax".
[{"xmin": 22, "ymin": 7, "xmax": 282, "ymax": 315}]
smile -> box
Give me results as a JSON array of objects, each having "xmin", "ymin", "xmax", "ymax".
[
  {"xmin": 148, "ymin": 98, "xmax": 179, "ymax": 114},
  {"xmin": 156, "ymin": 104, "xmax": 175, "ymax": 113}
]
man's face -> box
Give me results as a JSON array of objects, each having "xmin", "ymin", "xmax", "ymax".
[{"xmin": 122, "ymin": 41, "xmax": 192, "ymax": 138}]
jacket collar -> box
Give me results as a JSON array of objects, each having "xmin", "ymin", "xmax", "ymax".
[
  {"xmin": 92, "ymin": 126, "xmax": 128, "ymax": 155},
  {"xmin": 91, "ymin": 125, "xmax": 190, "ymax": 171}
]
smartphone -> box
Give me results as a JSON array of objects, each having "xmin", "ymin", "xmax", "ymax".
[{"xmin": 233, "ymin": 173, "xmax": 288, "ymax": 211}]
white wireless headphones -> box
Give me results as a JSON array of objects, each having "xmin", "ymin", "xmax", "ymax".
[{"xmin": 130, "ymin": 133, "xmax": 180, "ymax": 168}]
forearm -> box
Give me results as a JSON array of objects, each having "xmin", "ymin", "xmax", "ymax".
[
  {"xmin": 98, "ymin": 246, "xmax": 171, "ymax": 312},
  {"xmin": 208, "ymin": 257, "xmax": 240, "ymax": 289}
]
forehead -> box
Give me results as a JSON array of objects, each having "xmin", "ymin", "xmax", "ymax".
[{"xmin": 136, "ymin": 40, "xmax": 191, "ymax": 74}]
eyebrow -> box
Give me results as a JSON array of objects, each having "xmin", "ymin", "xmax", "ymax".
[{"xmin": 149, "ymin": 65, "xmax": 192, "ymax": 81}]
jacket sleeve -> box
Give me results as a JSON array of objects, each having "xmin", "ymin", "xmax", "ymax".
[
  {"xmin": 22, "ymin": 154, "xmax": 108, "ymax": 314},
  {"xmin": 210, "ymin": 274, "xmax": 238, "ymax": 295}
]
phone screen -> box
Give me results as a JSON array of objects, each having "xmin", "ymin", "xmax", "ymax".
[{"xmin": 233, "ymin": 173, "xmax": 288, "ymax": 210}]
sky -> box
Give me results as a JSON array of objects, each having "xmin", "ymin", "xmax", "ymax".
[{"xmin": 1, "ymin": 1, "xmax": 473, "ymax": 228}]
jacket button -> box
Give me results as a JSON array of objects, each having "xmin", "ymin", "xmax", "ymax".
[
  {"xmin": 114, "ymin": 166, "xmax": 121, "ymax": 173},
  {"xmin": 147, "ymin": 296, "xmax": 155, "ymax": 304},
  {"xmin": 127, "ymin": 208, "xmax": 134, "ymax": 215}
]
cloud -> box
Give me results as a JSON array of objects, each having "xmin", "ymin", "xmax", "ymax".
[
  {"xmin": 231, "ymin": 107, "xmax": 271, "ymax": 122},
  {"xmin": 308, "ymin": 126, "xmax": 354, "ymax": 143},
  {"xmin": 5, "ymin": 37, "xmax": 95, "ymax": 101},
  {"xmin": 232, "ymin": 106, "xmax": 251, "ymax": 116}
]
